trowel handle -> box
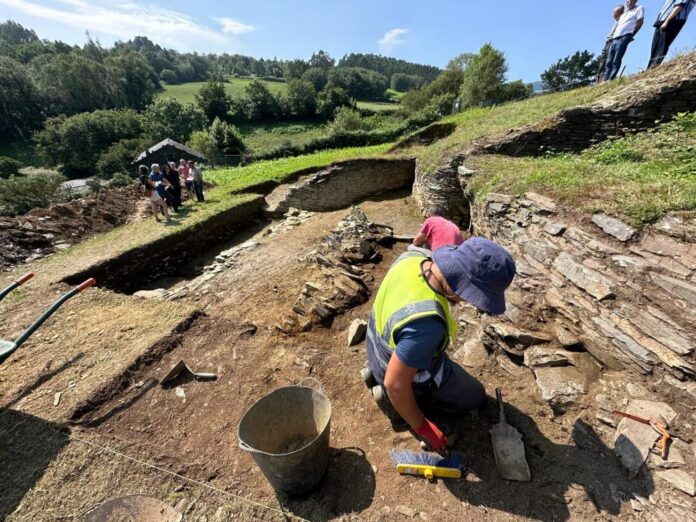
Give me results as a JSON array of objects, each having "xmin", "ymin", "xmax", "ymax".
[
  {"xmin": 496, "ymin": 388, "xmax": 506, "ymax": 423},
  {"xmin": 192, "ymin": 372, "xmax": 217, "ymax": 381}
]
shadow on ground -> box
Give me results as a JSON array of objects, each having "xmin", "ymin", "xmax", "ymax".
[
  {"xmin": 0, "ymin": 409, "xmax": 69, "ymax": 519},
  {"xmin": 434, "ymin": 396, "xmax": 655, "ymax": 521},
  {"xmin": 281, "ymin": 446, "xmax": 375, "ymax": 522}
]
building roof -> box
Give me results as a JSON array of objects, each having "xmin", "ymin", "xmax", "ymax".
[{"xmin": 132, "ymin": 138, "xmax": 208, "ymax": 164}]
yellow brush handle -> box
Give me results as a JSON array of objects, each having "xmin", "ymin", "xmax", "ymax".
[{"xmin": 395, "ymin": 464, "xmax": 462, "ymax": 479}]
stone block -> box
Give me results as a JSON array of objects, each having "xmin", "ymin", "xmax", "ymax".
[
  {"xmin": 347, "ymin": 319, "xmax": 367, "ymax": 347},
  {"xmin": 552, "ymin": 252, "xmax": 615, "ymax": 300},
  {"xmin": 650, "ymin": 273, "xmax": 696, "ymax": 306},
  {"xmin": 591, "ymin": 213, "xmax": 637, "ymax": 242},
  {"xmin": 533, "ymin": 366, "xmax": 586, "ymax": 412},
  {"xmin": 656, "ymin": 469, "xmax": 695, "ymax": 496}
]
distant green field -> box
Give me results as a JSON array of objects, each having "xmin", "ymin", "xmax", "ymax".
[
  {"xmin": 356, "ymin": 101, "xmax": 400, "ymax": 112},
  {"xmin": 237, "ymin": 121, "xmax": 326, "ymax": 154},
  {"xmin": 159, "ymin": 78, "xmax": 287, "ymax": 104}
]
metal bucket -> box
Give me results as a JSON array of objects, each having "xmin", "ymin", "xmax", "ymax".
[{"xmin": 238, "ymin": 378, "xmax": 331, "ymax": 495}]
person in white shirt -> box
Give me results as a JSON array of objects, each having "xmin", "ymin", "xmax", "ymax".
[
  {"xmin": 597, "ymin": 5, "xmax": 626, "ymax": 82},
  {"xmin": 604, "ymin": 0, "xmax": 645, "ymax": 81}
]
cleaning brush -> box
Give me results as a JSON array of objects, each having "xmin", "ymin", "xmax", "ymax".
[{"xmin": 391, "ymin": 448, "xmax": 467, "ymax": 480}]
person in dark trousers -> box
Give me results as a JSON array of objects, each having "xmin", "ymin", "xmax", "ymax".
[
  {"xmin": 365, "ymin": 238, "xmax": 516, "ymax": 452},
  {"xmin": 190, "ymin": 161, "xmax": 205, "ymax": 203},
  {"xmin": 597, "ymin": 5, "xmax": 625, "ymax": 82},
  {"xmin": 161, "ymin": 162, "xmax": 180, "ymax": 212},
  {"xmin": 604, "ymin": 0, "xmax": 645, "ymax": 81},
  {"xmin": 648, "ymin": 0, "xmax": 695, "ymax": 68}
]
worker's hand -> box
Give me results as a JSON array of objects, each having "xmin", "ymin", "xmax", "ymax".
[
  {"xmin": 660, "ymin": 21, "xmax": 669, "ymax": 31},
  {"xmin": 415, "ymin": 418, "xmax": 448, "ymax": 454}
]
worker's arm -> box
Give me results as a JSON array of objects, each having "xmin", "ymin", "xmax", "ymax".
[
  {"xmin": 412, "ymin": 232, "xmax": 428, "ymax": 247},
  {"xmin": 384, "ymin": 356, "xmax": 423, "ymax": 428},
  {"xmin": 633, "ymin": 17, "xmax": 644, "ymax": 35},
  {"xmin": 661, "ymin": 6, "xmax": 683, "ymax": 29}
]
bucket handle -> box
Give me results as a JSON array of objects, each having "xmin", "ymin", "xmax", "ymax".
[
  {"xmin": 297, "ymin": 377, "xmax": 326, "ymax": 396},
  {"xmin": 239, "ymin": 440, "xmax": 258, "ymax": 453}
]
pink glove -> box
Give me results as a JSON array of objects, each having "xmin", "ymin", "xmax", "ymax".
[{"xmin": 415, "ymin": 418, "xmax": 448, "ymax": 453}]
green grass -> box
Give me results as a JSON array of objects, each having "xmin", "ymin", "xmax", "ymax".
[
  {"xmin": 207, "ymin": 143, "xmax": 394, "ymax": 193},
  {"xmin": 386, "ymin": 88, "xmax": 405, "ymax": 101},
  {"xmin": 159, "ymin": 78, "xmax": 288, "ymax": 104},
  {"xmin": 237, "ymin": 121, "xmax": 327, "ymax": 154},
  {"xmin": 357, "ymin": 101, "xmax": 400, "ymax": 112},
  {"xmin": 468, "ymin": 113, "xmax": 696, "ymax": 227},
  {"xmin": 410, "ymin": 80, "xmax": 626, "ymax": 173}
]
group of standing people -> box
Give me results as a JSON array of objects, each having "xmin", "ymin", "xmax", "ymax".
[
  {"xmin": 597, "ymin": 0, "xmax": 694, "ymax": 82},
  {"xmin": 139, "ymin": 159, "xmax": 205, "ymax": 223}
]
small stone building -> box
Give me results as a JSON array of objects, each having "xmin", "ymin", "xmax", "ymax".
[{"xmin": 132, "ymin": 138, "xmax": 207, "ymax": 169}]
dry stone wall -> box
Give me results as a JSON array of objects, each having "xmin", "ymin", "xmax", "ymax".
[
  {"xmin": 482, "ymin": 53, "xmax": 696, "ymax": 156},
  {"xmin": 265, "ymin": 159, "xmax": 415, "ymax": 216},
  {"xmin": 412, "ymin": 155, "xmax": 473, "ymax": 227}
]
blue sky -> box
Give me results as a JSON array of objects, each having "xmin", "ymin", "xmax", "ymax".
[{"xmin": 1, "ymin": 0, "xmax": 694, "ymax": 82}]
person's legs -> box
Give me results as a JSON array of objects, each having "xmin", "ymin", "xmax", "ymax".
[
  {"xmin": 604, "ymin": 39, "xmax": 619, "ymax": 81},
  {"xmin": 416, "ymin": 358, "xmax": 486, "ymax": 414},
  {"xmin": 596, "ymin": 40, "xmax": 611, "ymax": 81},
  {"xmin": 151, "ymin": 201, "xmax": 160, "ymax": 221},
  {"xmin": 660, "ymin": 20, "xmax": 686, "ymax": 64},
  {"xmin": 195, "ymin": 182, "xmax": 205, "ymax": 202},
  {"xmin": 648, "ymin": 27, "xmax": 666, "ymax": 68},
  {"xmin": 608, "ymin": 36, "xmax": 631, "ymax": 80}
]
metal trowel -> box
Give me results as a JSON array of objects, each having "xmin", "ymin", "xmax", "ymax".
[
  {"xmin": 160, "ymin": 360, "xmax": 217, "ymax": 386},
  {"xmin": 490, "ymin": 388, "xmax": 531, "ymax": 482}
]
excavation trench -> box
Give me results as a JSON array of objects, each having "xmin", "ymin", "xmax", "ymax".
[{"xmin": 62, "ymin": 158, "xmax": 418, "ymax": 296}]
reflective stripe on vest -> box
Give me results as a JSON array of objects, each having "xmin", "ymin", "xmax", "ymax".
[{"xmin": 367, "ymin": 251, "xmax": 458, "ymax": 387}]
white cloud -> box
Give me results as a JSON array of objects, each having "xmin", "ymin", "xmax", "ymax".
[
  {"xmin": 378, "ymin": 28, "xmax": 408, "ymax": 51},
  {"xmin": 0, "ymin": 0, "xmax": 255, "ymax": 50},
  {"xmin": 216, "ymin": 17, "xmax": 255, "ymax": 35}
]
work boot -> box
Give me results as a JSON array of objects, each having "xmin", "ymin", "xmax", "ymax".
[
  {"xmin": 360, "ymin": 367, "xmax": 376, "ymax": 388},
  {"xmin": 371, "ymin": 385, "xmax": 408, "ymax": 432}
]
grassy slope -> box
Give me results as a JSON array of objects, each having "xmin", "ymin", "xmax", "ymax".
[
  {"xmin": 469, "ymin": 114, "xmax": 696, "ymax": 227},
  {"xmin": 356, "ymin": 101, "xmax": 399, "ymax": 112},
  {"xmin": 159, "ymin": 78, "xmax": 287, "ymax": 105},
  {"xmin": 410, "ymin": 80, "xmax": 624, "ymax": 174}
]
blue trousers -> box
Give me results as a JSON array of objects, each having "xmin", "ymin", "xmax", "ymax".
[{"xmin": 604, "ymin": 34, "xmax": 632, "ymax": 81}]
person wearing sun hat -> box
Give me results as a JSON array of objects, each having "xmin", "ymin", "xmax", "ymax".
[{"xmin": 364, "ymin": 237, "xmax": 516, "ymax": 453}]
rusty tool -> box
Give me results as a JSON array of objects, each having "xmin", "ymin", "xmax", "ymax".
[{"xmin": 612, "ymin": 410, "xmax": 671, "ymax": 459}]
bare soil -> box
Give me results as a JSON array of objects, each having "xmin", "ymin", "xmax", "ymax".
[{"xmin": 1, "ymin": 189, "xmax": 693, "ymax": 521}]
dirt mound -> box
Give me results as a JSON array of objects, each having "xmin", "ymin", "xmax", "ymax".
[{"xmin": 0, "ymin": 185, "xmax": 143, "ymax": 269}]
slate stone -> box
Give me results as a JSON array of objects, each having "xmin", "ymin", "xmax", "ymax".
[
  {"xmin": 486, "ymin": 193, "xmax": 513, "ymax": 205},
  {"xmin": 553, "ymin": 252, "xmax": 615, "ymax": 300},
  {"xmin": 347, "ymin": 319, "xmax": 367, "ymax": 347},
  {"xmin": 591, "ymin": 213, "xmax": 637, "ymax": 242},
  {"xmin": 653, "ymin": 213, "xmax": 696, "ymax": 242},
  {"xmin": 656, "ymin": 469, "xmax": 695, "ymax": 496},
  {"xmin": 555, "ymin": 324, "xmax": 580, "ymax": 347},
  {"xmin": 524, "ymin": 192, "xmax": 556, "ymax": 213},
  {"xmin": 523, "ymin": 239, "xmax": 558, "ymax": 265},
  {"xmin": 641, "ymin": 233, "xmax": 690, "ymax": 258},
  {"xmin": 543, "ymin": 221, "xmax": 567, "ymax": 236},
  {"xmin": 611, "ymin": 255, "xmax": 651, "ymax": 271},
  {"xmin": 533, "ymin": 366, "xmax": 586, "ymax": 411},
  {"xmin": 457, "ymin": 165, "xmax": 476, "ymax": 177},
  {"xmin": 524, "ymin": 346, "xmax": 571, "ymax": 368},
  {"xmin": 454, "ymin": 339, "xmax": 488, "ymax": 368},
  {"xmin": 621, "ymin": 306, "xmax": 693, "ymax": 356},
  {"xmin": 613, "ymin": 399, "xmax": 676, "ymax": 478},
  {"xmin": 650, "ymin": 273, "xmax": 696, "ymax": 306},
  {"xmin": 591, "ymin": 315, "xmax": 654, "ymax": 368},
  {"xmin": 651, "ymin": 446, "xmax": 685, "ymax": 469},
  {"xmin": 487, "ymin": 323, "xmax": 552, "ymax": 348}
]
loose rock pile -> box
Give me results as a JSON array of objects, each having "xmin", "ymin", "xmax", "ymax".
[{"xmin": 277, "ymin": 207, "xmax": 393, "ymax": 333}]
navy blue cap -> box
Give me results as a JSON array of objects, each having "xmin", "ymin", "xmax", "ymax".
[{"xmin": 432, "ymin": 237, "xmax": 516, "ymax": 315}]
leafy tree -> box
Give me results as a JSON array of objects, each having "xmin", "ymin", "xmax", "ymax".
[
  {"xmin": 541, "ymin": 50, "xmax": 599, "ymax": 91},
  {"xmin": 0, "ymin": 56, "xmax": 43, "ymax": 139},
  {"xmin": 286, "ymin": 79, "xmax": 317, "ymax": 117},
  {"xmin": 142, "ymin": 97, "xmax": 206, "ymax": 143},
  {"xmin": 0, "ymin": 169, "xmax": 65, "ymax": 216},
  {"xmin": 400, "ymin": 68, "xmax": 463, "ymax": 114},
  {"xmin": 95, "ymin": 137, "xmax": 150, "ymax": 179},
  {"xmin": 29, "ymin": 52, "xmax": 121, "ymax": 115},
  {"xmin": 159, "ymin": 69, "xmax": 178, "ymax": 83},
  {"xmin": 338, "ymin": 53, "xmax": 440, "ymax": 83},
  {"xmin": 327, "ymin": 67, "xmax": 388, "ymax": 100},
  {"xmin": 35, "ymin": 109, "xmax": 144, "ymax": 177},
  {"xmin": 0, "ymin": 156, "xmax": 23, "ymax": 179},
  {"xmin": 459, "ymin": 44, "xmax": 507, "ymax": 108},
  {"xmin": 209, "ymin": 117, "xmax": 246, "ymax": 154},
  {"xmin": 328, "ymin": 107, "xmax": 369, "ymax": 134},
  {"xmin": 242, "ymin": 79, "xmax": 280, "ymax": 120},
  {"xmin": 301, "ymin": 67, "xmax": 329, "ymax": 91},
  {"xmin": 195, "ymin": 80, "xmax": 231, "ymax": 123},
  {"xmin": 105, "ymin": 51, "xmax": 158, "ymax": 110},
  {"xmin": 0, "ymin": 20, "xmax": 39, "ymax": 44},
  {"xmin": 317, "ymin": 86, "xmax": 354, "ymax": 119},
  {"xmin": 283, "ymin": 59, "xmax": 309, "ymax": 80},
  {"xmin": 499, "ymin": 80, "xmax": 533, "ymax": 102},
  {"xmin": 390, "ymin": 73, "xmax": 423, "ymax": 92},
  {"xmin": 446, "ymin": 53, "xmax": 475, "ymax": 71},
  {"xmin": 188, "ymin": 130, "xmax": 217, "ymax": 159},
  {"xmin": 309, "ymin": 50, "xmax": 335, "ymax": 69}
]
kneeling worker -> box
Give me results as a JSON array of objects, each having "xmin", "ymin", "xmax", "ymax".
[
  {"xmin": 410, "ymin": 205, "xmax": 464, "ymax": 255},
  {"xmin": 366, "ymin": 237, "xmax": 516, "ymax": 453}
]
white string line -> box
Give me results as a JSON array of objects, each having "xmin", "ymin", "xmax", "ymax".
[{"xmin": 45, "ymin": 426, "xmax": 309, "ymax": 522}]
